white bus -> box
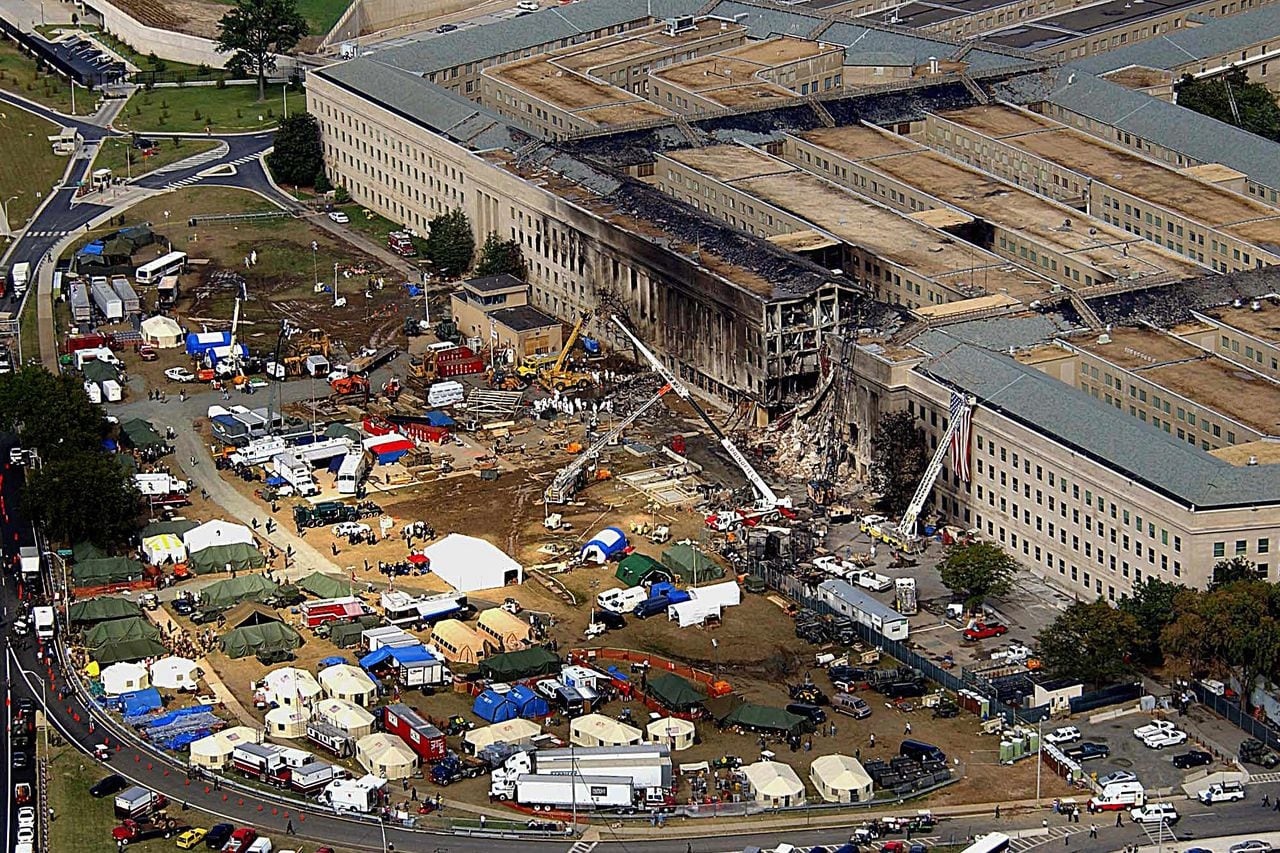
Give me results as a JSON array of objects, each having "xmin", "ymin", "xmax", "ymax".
[
  {"xmin": 961, "ymin": 832, "xmax": 1010, "ymax": 853},
  {"xmin": 135, "ymin": 251, "xmax": 187, "ymax": 285}
]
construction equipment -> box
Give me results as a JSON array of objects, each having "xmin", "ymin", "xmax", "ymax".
[
  {"xmin": 611, "ymin": 315, "xmax": 791, "ymax": 531},
  {"xmin": 344, "ymin": 345, "xmax": 399, "ymax": 376},
  {"xmin": 409, "ymin": 346, "xmax": 485, "ymax": 384},
  {"xmin": 331, "ymin": 375, "xmax": 370, "ymax": 398},
  {"xmin": 538, "ymin": 311, "xmax": 595, "ymax": 393},
  {"xmin": 382, "ymin": 377, "xmax": 402, "ymax": 402},
  {"xmin": 299, "ymin": 328, "xmax": 330, "ymax": 357},
  {"xmin": 515, "ymin": 352, "xmax": 558, "ymax": 380}
]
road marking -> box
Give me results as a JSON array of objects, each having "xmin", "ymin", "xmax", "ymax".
[
  {"xmin": 567, "ymin": 842, "xmax": 598, "ymax": 853},
  {"xmin": 1009, "ymin": 826, "xmax": 1091, "ymax": 852},
  {"xmin": 1246, "ymin": 772, "xmax": 1280, "ymax": 784}
]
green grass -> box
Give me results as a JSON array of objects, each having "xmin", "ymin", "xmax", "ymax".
[
  {"xmin": 115, "ymin": 85, "xmax": 287, "ymax": 133},
  {"xmin": 335, "ymin": 202, "xmax": 425, "ymax": 254},
  {"xmin": 92, "ymin": 136, "xmax": 222, "ymax": 179},
  {"xmin": 19, "ymin": 275, "xmax": 39, "ymax": 363},
  {"xmin": 35, "ymin": 25, "xmax": 216, "ymax": 79},
  {"xmin": 295, "ymin": 0, "xmax": 356, "ymax": 38},
  {"xmin": 0, "ymin": 106, "xmax": 67, "ymax": 227},
  {"xmin": 0, "ymin": 35, "xmax": 83, "ymax": 114},
  {"xmin": 47, "ymin": 742, "xmax": 176, "ymax": 853}
]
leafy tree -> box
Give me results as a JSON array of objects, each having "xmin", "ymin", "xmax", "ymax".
[
  {"xmin": 474, "ymin": 232, "xmax": 527, "ymax": 279},
  {"xmin": 1117, "ymin": 577, "xmax": 1181, "ymax": 666},
  {"xmin": 265, "ymin": 112, "xmax": 323, "ymax": 186},
  {"xmin": 1036, "ymin": 599, "xmax": 1139, "ymax": 688},
  {"xmin": 215, "ymin": 0, "xmax": 309, "ymax": 102},
  {"xmin": 938, "ymin": 541, "xmax": 1016, "ymax": 609},
  {"xmin": 313, "ymin": 169, "xmax": 332, "ymax": 194},
  {"xmin": 1176, "ymin": 69, "xmax": 1280, "ymax": 142},
  {"xmin": 24, "ymin": 450, "xmax": 141, "ymax": 547},
  {"xmin": 867, "ymin": 411, "xmax": 928, "ymax": 516},
  {"xmin": 426, "ymin": 208, "xmax": 475, "ymax": 276},
  {"xmin": 1210, "ymin": 555, "xmax": 1260, "ymax": 589},
  {"xmin": 0, "ymin": 366, "xmax": 109, "ymax": 457}
]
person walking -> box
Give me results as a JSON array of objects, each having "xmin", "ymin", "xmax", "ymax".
[
  {"xmin": 286, "ymin": 820, "xmax": 295, "ymax": 836},
  {"xmin": 1089, "ymin": 825, "xmax": 1098, "ymax": 839},
  {"xmin": 904, "ymin": 722, "xmax": 912, "ymax": 735},
  {"xmin": 1115, "ymin": 812, "xmax": 1123, "ymax": 827},
  {"xmin": 994, "ymin": 805, "xmax": 1000, "ymax": 820}
]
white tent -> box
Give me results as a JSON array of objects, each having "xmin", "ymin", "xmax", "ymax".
[
  {"xmin": 262, "ymin": 667, "xmax": 322, "ymax": 709},
  {"xmin": 101, "ymin": 661, "xmax": 149, "ymax": 696},
  {"xmin": 570, "ymin": 712, "xmax": 643, "ymax": 748},
  {"xmin": 266, "ymin": 706, "xmax": 310, "ymax": 739},
  {"xmin": 318, "ymin": 664, "xmax": 378, "ymax": 706},
  {"xmin": 579, "ymin": 527, "xmax": 627, "ymax": 564},
  {"xmin": 463, "ymin": 718, "xmax": 542, "ymax": 755},
  {"xmin": 149, "ymin": 656, "xmax": 199, "ymax": 691},
  {"xmin": 313, "ymin": 697, "xmax": 376, "ymax": 737},
  {"xmin": 810, "ymin": 754, "xmax": 873, "ymax": 803},
  {"xmin": 182, "ymin": 519, "xmax": 254, "ymax": 552},
  {"xmin": 189, "ymin": 726, "xmax": 263, "ymax": 769},
  {"xmin": 141, "ymin": 533, "xmax": 188, "ymax": 565},
  {"xmin": 356, "ymin": 733, "xmax": 418, "ymax": 780},
  {"xmin": 645, "ymin": 716, "xmax": 696, "ymax": 751},
  {"xmin": 140, "ymin": 315, "xmax": 183, "ymax": 348},
  {"xmin": 422, "ymin": 534, "xmax": 522, "ymax": 592},
  {"xmin": 743, "ymin": 760, "xmax": 806, "ymax": 807}
]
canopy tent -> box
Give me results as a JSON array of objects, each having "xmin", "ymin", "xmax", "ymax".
[
  {"xmin": 69, "ymin": 596, "xmax": 141, "ymax": 624},
  {"xmin": 140, "ymin": 315, "xmax": 183, "ymax": 348},
  {"xmin": 224, "ymin": 601, "xmax": 284, "ymax": 630},
  {"xmin": 94, "ymin": 637, "xmax": 169, "ymax": 665},
  {"xmin": 266, "ymin": 706, "xmax": 310, "ymax": 739},
  {"xmin": 473, "ymin": 689, "xmax": 519, "ymax": 723},
  {"xmin": 507, "ymin": 684, "xmax": 549, "ymax": 719},
  {"xmin": 314, "ymin": 697, "xmax": 376, "ymax": 737},
  {"xmin": 810, "ymin": 754, "xmax": 874, "ymax": 803},
  {"xmin": 428, "ymin": 619, "xmax": 487, "ymax": 664},
  {"xmin": 479, "ymin": 647, "xmax": 560, "ymax": 681},
  {"xmin": 183, "ymin": 520, "xmax": 255, "ymax": 552},
  {"xmin": 646, "ymin": 673, "xmax": 705, "ymax": 712},
  {"xmin": 299, "ymin": 571, "xmax": 350, "ymax": 599},
  {"xmin": 570, "ymin": 713, "xmax": 643, "ymax": 748},
  {"xmin": 218, "ymin": 621, "xmax": 302, "ymax": 659},
  {"xmin": 82, "ymin": 360, "xmax": 120, "ymax": 384},
  {"xmin": 662, "ymin": 543, "xmax": 724, "ymax": 583},
  {"xmin": 188, "ymin": 542, "xmax": 265, "ymax": 574},
  {"xmin": 743, "ymin": 760, "xmax": 806, "ymax": 807},
  {"xmin": 724, "ymin": 703, "xmax": 812, "ymax": 737},
  {"xmin": 120, "ymin": 418, "xmax": 165, "ymax": 448},
  {"xmin": 72, "ymin": 556, "xmax": 144, "ymax": 587},
  {"xmin": 580, "ymin": 526, "xmax": 628, "ymax": 564},
  {"xmin": 421, "ymin": 534, "xmax": 522, "ymax": 592},
  {"xmin": 463, "ymin": 718, "xmax": 541, "ymax": 755},
  {"xmin": 356, "ymin": 732, "xmax": 418, "ymax": 780},
  {"xmin": 199, "ymin": 575, "xmax": 278, "ymax": 610},
  {"xmin": 142, "ymin": 533, "xmax": 188, "ymax": 565},
  {"xmin": 143, "ymin": 519, "xmax": 199, "ymax": 538},
  {"xmin": 119, "ymin": 687, "xmax": 163, "ymax": 717},
  {"xmin": 149, "ymin": 656, "xmax": 199, "ymax": 691},
  {"xmin": 615, "ymin": 553, "xmax": 672, "ymax": 587},
  {"xmin": 262, "ymin": 667, "xmax": 322, "ymax": 709},
  {"xmin": 86, "ymin": 616, "xmax": 160, "ymax": 648},
  {"xmin": 318, "ymin": 664, "xmax": 378, "ymax": 706},
  {"xmin": 476, "ymin": 608, "xmax": 533, "ymax": 651},
  {"xmin": 101, "ymin": 661, "xmax": 150, "ymax": 695},
  {"xmin": 189, "ymin": 726, "xmax": 263, "ymax": 769},
  {"xmin": 646, "ymin": 716, "xmax": 696, "ymax": 751},
  {"xmin": 73, "ymin": 540, "xmax": 107, "ymax": 562}
]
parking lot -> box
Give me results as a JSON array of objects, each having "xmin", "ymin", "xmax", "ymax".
[{"xmin": 1062, "ymin": 712, "xmax": 1225, "ymax": 793}]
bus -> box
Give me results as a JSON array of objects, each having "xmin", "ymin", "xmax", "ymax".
[
  {"xmin": 961, "ymin": 832, "xmax": 1010, "ymax": 853},
  {"xmin": 135, "ymin": 251, "xmax": 187, "ymax": 285}
]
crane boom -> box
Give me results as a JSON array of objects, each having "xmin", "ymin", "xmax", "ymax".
[
  {"xmin": 610, "ymin": 315, "xmax": 786, "ymax": 509},
  {"xmin": 896, "ymin": 395, "xmax": 973, "ymax": 540},
  {"xmin": 551, "ymin": 311, "xmax": 589, "ymax": 376}
]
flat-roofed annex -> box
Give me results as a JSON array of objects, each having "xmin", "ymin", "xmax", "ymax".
[{"xmin": 1202, "ymin": 301, "xmax": 1280, "ymax": 347}]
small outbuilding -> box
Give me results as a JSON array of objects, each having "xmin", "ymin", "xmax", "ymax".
[
  {"xmin": 189, "ymin": 726, "xmax": 264, "ymax": 769},
  {"xmin": 262, "ymin": 667, "xmax": 322, "ymax": 710},
  {"xmin": 149, "ymin": 656, "xmax": 199, "ymax": 691},
  {"xmin": 266, "ymin": 706, "xmax": 310, "ymax": 739},
  {"xmin": 356, "ymin": 732, "xmax": 418, "ymax": 780},
  {"xmin": 810, "ymin": 754, "xmax": 874, "ymax": 804},
  {"xmin": 463, "ymin": 718, "xmax": 542, "ymax": 755},
  {"xmin": 570, "ymin": 712, "xmax": 643, "ymax": 748},
  {"xmin": 580, "ymin": 526, "xmax": 628, "ymax": 564},
  {"xmin": 319, "ymin": 663, "xmax": 378, "ymax": 706},
  {"xmin": 140, "ymin": 315, "xmax": 183, "ymax": 348},
  {"xmin": 646, "ymin": 716, "xmax": 696, "ymax": 751},
  {"xmin": 313, "ymin": 697, "xmax": 376, "ymax": 738},
  {"xmin": 743, "ymin": 760, "xmax": 806, "ymax": 807},
  {"xmin": 101, "ymin": 661, "xmax": 150, "ymax": 696},
  {"xmin": 1032, "ymin": 677, "xmax": 1084, "ymax": 714},
  {"xmin": 421, "ymin": 534, "xmax": 522, "ymax": 592}
]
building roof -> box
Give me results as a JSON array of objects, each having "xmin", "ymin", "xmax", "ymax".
[
  {"xmin": 319, "ymin": 663, "xmax": 378, "ymax": 696},
  {"xmin": 491, "ymin": 304, "xmax": 560, "ymax": 332},
  {"xmin": 810, "ymin": 753, "xmax": 873, "ymax": 790},
  {"xmin": 819, "ymin": 579, "xmax": 909, "ymax": 621},
  {"xmin": 1072, "ymin": 4, "xmax": 1280, "ymax": 75},
  {"xmin": 743, "ymin": 759, "xmax": 805, "ymax": 796},
  {"xmin": 463, "ymin": 273, "xmax": 526, "ymax": 294}
]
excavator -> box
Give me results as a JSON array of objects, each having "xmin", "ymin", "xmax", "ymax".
[
  {"xmin": 331, "ymin": 374, "xmax": 370, "ymax": 398},
  {"xmin": 538, "ymin": 311, "xmax": 596, "ymax": 393}
]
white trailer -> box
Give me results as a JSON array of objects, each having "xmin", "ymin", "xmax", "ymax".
[
  {"xmin": 336, "ymin": 450, "xmax": 370, "ymax": 495},
  {"xmin": 10, "ymin": 262, "xmax": 30, "ymax": 296},
  {"xmin": 69, "ymin": 281, "xmax": 92, "ymax": 324},
  {"xmin": 494, "ymin": 744, "xmax": 672, "ymax": 792},
  {"xmin": 18, "ymin": 547, "xmax": 40, "ymax": 582},
  {"xmin": 135, "ymin": 473, "xmax": 190, "ymax": 496},
  {"xmin": 271, "ymin": 453, "xmax": 319, "ymax": 497},
  {"xmin": 91, "ymin": 278, "xmax": 123, "ymax": 321},
  {"xmin": 509, "ymin": 774, "xmax": 633, "ymax": 810},
  {"xmin": 100, "ymin": 378, "xmax": 122, "ymax": 402},
  {"xmin": 320, "ymin": 774, "xmax": 387, "ymax": 814},
  {"xmin": 687, "ymin": 581, "xmax": 741, "ymax": 609},
  {"xmin": 111, "ymin": 275, "xmax": 140, "ymax": 314},
  {"xmin": 228, "ymin": 436, "xmax": 288, "ymax": 467},
  {"xmin": 33, "ymin": 606, "xmax": 55, "ymax": 640}
]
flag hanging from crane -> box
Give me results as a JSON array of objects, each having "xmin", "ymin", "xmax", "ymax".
[{"xmin": 949, "ymin": 391, "xmax": 972, "ymax": 483}]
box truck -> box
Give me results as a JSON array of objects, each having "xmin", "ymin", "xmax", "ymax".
[
  {"xmin": 114, "ymin": 786, "xmax": 169, "ymax": 819},
  {"xmin": 500, "ymin": 774, "xmax": 634, "ymax": 810},
  {"xmin": 19, "ymin": 546, "xmax": 41, "ymax": 582},
  {"xmin": 11, "ymin": 262, "xmax": 30, "ymax": 297},
  {"xmin": 320, "ymin": 774, "xmax": 387, "ymax": 814},
  {"xmin": 100, "ymin": 378, "xmax": 122, "ymax": 402},
  {"xmin": 134, "ymin": 473, "xmax": 190, "ymax": 496}
]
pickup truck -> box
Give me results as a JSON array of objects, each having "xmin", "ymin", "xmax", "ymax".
[
  {"xmin": 851, "ymin": 569, "xmax": 893, "ymax": 592},
  {"xmin": 111, "ymin": 817, "xmax": 190, "ymax": 844}
]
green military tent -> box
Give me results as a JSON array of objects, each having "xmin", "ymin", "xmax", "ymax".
[
  {"xmin": 143, "ymin": 520, "xmax": 199, "ymax": 538},
  {"xmin": 299, "ymin": 571, "xmax": 350, "ymax": 599},
  {"xmin": 724, "ymin": 703, "xmax": 812, "ymax": 736},
  {"xmin": 327, "ymin": 616, "xmax": 381, "ymax": 649},
  {"xmin": 73, "ymin": 541, "xmax": 108, "ymax": 562},
  {"xmin": 198, "ymin": 575, "xmax": 278, "ymax": 610},
  {"xmin": 661, "ymin": 543, "xmax": 724, "ymax": 583},
  {"xmin": 115, "ymin": 453, "xmax": 138, "ymax": 475},
  {"xmin": 187, "ymin": 543, "xmax": 266, "ymax": 575},
  {"xmin": 646, "ymin": 672, "xmax": 705, "ymax": 712},
  {"xmin": 94, "ymin": 637, "xmax": 168, "ymax": 665},
  {"xmin": 81, "ymin": 360, "xmax": 120, "ymax": 384},
  {"xmin": 69, "ymin": 597, "xmax": 142, "ymax": 625},
  {"xmin": 480, "ymin": 647, "xmax": 561, "ymax": 681},
  {"xmin": 121, "ymin": 418, "xmax": 166, "ymax": 449},
  {"xmin": 85, "ymin": 615, "xmax": 161, "ymax": 648},
  {"xmin": 615, "ymin": 554, "xmax": 673, "ymax": 588},
  {"xmin": 324, "ymin": 423, "xmax": 362, "ymax": 442},
  {"xmin": 72, "ymin": 556, "xmax": 145, "ymax": 586},
  {"xmin": 219, "ymin": 621, "xmax": 302, "ymax": 659}
]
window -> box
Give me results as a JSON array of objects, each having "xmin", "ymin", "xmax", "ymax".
[
  {"xmin": 1236, "ymin": 540, "xmax": 1248, "ymax": 555},
  {"xmin": 1260, "ymin": 539, "xmax": 1270, "ymax": 554},
  {"xmin": 1213, "ymin": 542, "xmax": 1225, "ymax": 558}
]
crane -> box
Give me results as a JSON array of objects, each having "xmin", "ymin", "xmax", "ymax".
[
  {"xmin": 610, "ymin": 315, "xmax": 791, "ymax": 530},
  {"xmin": 538, "ymin": 311, "xmax": 595, "ymax": 392}
]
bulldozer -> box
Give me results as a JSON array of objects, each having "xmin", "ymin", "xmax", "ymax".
[
  {"xmin": 538, "ymin": 311, "xmax": 596, "ymax": 393},
  {"xmin": 299, "ymin": 328, "xmax": 330, "ymax": 357}
]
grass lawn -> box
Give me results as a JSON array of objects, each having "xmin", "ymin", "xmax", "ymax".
[
  {"xmin": 19, "ymin": 279, "xmax": 39, "ymax": 363},
  {"xmin": 115, "ymin": 85, "xmax": 290, "ymax": 133},
  {"xmin": 46, "ymin": 741, "xmax": 178, "ymax": 853},
  {"xmin": 335, "ymin": 202, "xmax": 426, "ymax": 255},
  {"xmin": 35, "ymin": 25, "xmax": 220, "ymax": 80},
  {"xmin": 0, "ymin": 106, "xmax": 68, "ymax": 228},
  {"xmin": 0, "ymin": 36, "xmax": 84, "ymax": 115},
  {"xmin": 296, "ymin": 0, "xmax": 355, "ymax": 37},
  {"xmin": 92, "ymin": 136, "xmax": 222, "ymax": 179}
]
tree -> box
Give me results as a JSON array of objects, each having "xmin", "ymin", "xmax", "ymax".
[
  {"xmin": 313, "ymin": 170, "xmax": 332, "ymax": 194},
  {"xmin": 215, "ymin": 0, "xmax": 309, "ymax": 102},
  {"xmin": 426, "ymin": 208, "xmax": 475, "ymax": 276},
  {"xmin": 24, "ymin": 450, "xmax": 141, "ymax": 547},
  {"xmin": 1036, "ymin": 600, "xmax": 1139, "ymax": 688},
  {"xmin": 1210, "ymin": 555, "xmax": 1260, "ymax": 589},
  {"xmin": 265, "ymin": 112, "xmax": 323, "ymax": 186},
  {"xmin": 1117, "ymin": 577, "xmax": 1181, "ymax": 666},
  {"xmin": 867, "ymin": 411, "xmax": 928, "ymax": 515},
  {"xmin": 0, "ymin": 366, "xmax": 109, "ymax": 458},
  {"xmin": 938, "ymin": 542, "xmax": 1016, "ymax": 609},
  {"xmin": 474, "ymin": 232, "xmax": 527, "ymax": 279},
  {"xmin": 1176, "ymin": 69, "xmax": 1280, "ymax": 142}
]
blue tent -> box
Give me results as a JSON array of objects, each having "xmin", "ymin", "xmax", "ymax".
[
  {"xmin": 580, "ymin": 526, "xmax": 628, "ymax": 564},
  {"xmin": 119, "ymin": 687, "xmax": 163, "ymax": 717},
  {"xmin": 508, "ymin": 684, "xmax": 549, "ymax": 719},
  {"xmin": 319, "ymin": 656, "xmax": 348, "ymax": 667},
  {"xmin": 360, "ymin": 647, "xmax": 395, "ymax": 670},
  {"xmin": 185, "ymin": 331, "xmax": 231, "ymax": 357},
  {"xmin": 389, "ymin": 645, "xmax": 436, "ymax": 665},
  {"xmin": 265, "ymin": 474, "xmax": 287, "ymax": 486},
  {"xmin": 83, "ymin": 241, "xmax": 105, "ymax": 255},
  {"xmin": 424, "ymin": 411, "xmax": 455, "ymax": 427},
  {"xmin": 472, "ymin": 688, "xmax": 519, "ymax": 723}
]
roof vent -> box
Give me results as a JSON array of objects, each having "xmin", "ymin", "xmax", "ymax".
[
  {"xmin": 1096, "ymin": 333, "xmax": 1112, "ymax": 344},
  {"xmin": 1248, "ymin": 455, "xmax": 1259, "ymax": 466},
  {"xmin": 664, "ymin": 15, "xmax": 696, "ymax": 35}
]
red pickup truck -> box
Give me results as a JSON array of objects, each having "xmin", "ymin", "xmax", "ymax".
[{"xmin": 962, "ymin": 621, "xmax": 1009, "ymax": 641}]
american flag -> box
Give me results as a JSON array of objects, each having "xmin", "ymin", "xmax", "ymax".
[{"xmin": 949, "ymin": 391, "xmax": 972, "ymax": 483}]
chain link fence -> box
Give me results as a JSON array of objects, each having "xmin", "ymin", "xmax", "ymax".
[{"xmin": 1192, "ymin": 683, "xmax": 1280, "ymax": 751}]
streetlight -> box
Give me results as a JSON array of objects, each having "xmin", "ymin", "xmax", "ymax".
[
  {"xmin": 311, "ymin": 241, "xmax": 319, "ymax": 288},
  {"xmin": 2, "ymin": 195, "xmax": 20, "ymax": 238}
]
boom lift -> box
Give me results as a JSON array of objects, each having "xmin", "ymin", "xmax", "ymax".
[
  {"xmin": 610, "ymin": 315, "xmax": 791, "ymax": 531},
  {"xmin": 538, "ymin": 311, "xmax": 595, "ymax": 393}
]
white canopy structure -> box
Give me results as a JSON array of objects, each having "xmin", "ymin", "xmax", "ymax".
[
  {"xmin": 319, "ymin": 664, "xmax": 378, "ymax": 706},
  {"xmin": 101, "ymin": 661, "xmax": 149, "ymax": 696},
  {"xmin": 422, "ymin": 534, "xmax": 522, "ymax": 592},
  {"xmin": 262, "ymin": 667, "xmax": 322, "ymax": 709},
  {"xmin": 463, "ymin": 718, "xmax": 542, "ymax": 755},
  {"xmin": 645, "ymin": 716, "xmax": 696, "ymax": 751},
  {"xmin": 182, "ymin": 519, "xmax": 254, "ymax": 552},
  {"xmin": 743, "ymin": 760, "xmax": 806, "ymax": 807},
  {"xmin": 569, "ymin": 713, "xmax": 643, "ymax": 748},
  {"xmin": 810, "ymin": 754, "xmax": 874, "ymax": 803},
  {"xmin": 356, "ymin": 733, "xmax": 418, "ymax": 780},
  {"xmin": 189, "ymin": 726, "xmax": 263, "ymax": 769},
  {"xmin": 266, "ymin": 706, "xmax": 310, "ymax": 739},
  {"xmin": 313, "ymin": 697, "xmax": 376, "ymax": 737},
  {"xmin": 149, "ymin": 656, "xmax": 199, "ymax": 691},
  {"xmin": 141, "ymin": 533, "xmax": 187, "ymax": 565},
  {"xmin": 140, "ymin": 315, "xmax": 183, "ymax": 348}
]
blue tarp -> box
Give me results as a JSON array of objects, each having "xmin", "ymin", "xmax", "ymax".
[
  {"xmin": 119, "ymin": 687, "xmax": 162, "ymax": 718},
  {"xmin": 360, "ymin": 647, "xmax": 395, "ymax": 670},
  {"xmin": 472, "ymin": 689, "xmax": 519, "ymax": 723},
  {"xmin": 83, "ymin": 241, "xmax": 104, "ymax": 255},
  {"xmin": 320, "ymin": 656, "xmax": 348, "ymax": 667},
  {"xmin": 606, "ymin": 665, "xmax": 630, "ymax": 682},
  {"xmin": 389, "ymin": 645, "xmax": 436, "ymax": 665},
  {"xmin": 134, "ymin": 703, "xmax": 215, "ymax": 729},
  {"xmin": 424, "ymin": 411, "xmax": 455, "ymax": 427},
  {"xmin": 327, "ymin": 456, "xmax": 344, "ymax": 473},
  {"xmin": 265, "ymin": 474, "xmax": 286, "ymax": 486},
  {"xmin": 508, "ymin": 684, "xmax": 549, "ymax": 719},
  {"xmin": 102, "ymin": 438, "xmax": 118, "ymax": 451},
  {"xmin": 406, "ymin": 284, "xmax": 423, "ymax": 297},
  {"xmin": 374, "ymin": 449, "xmax": 408, "ymax": 465}
]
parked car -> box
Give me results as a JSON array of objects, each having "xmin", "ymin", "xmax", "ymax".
[
  {"xmin": 13, "ymin": 751, "xmax": 30, "ymax": 770},
  {"xmin": 90, "ymin": 774, "xmax": 128, "ymax": 798},
  {"xmin": 1065, "ymin": 742, "xmax": 1110, "ymax": 762},
  {"xmin": 1133, "ymin": 719, "xmax": 1177, "ymax": 740},
  {"xmin": 962, "ymin": 622, "xmax": 1009, "ymax": 641},
  {"xmin": 173, "ymin": 598, "xmax": 197, "ymax": 616},
  {"xmin": 165, "ymin": 367, "xmax": 196, "ymax": 383},
  {"xmin": 1142, "ymin": 729, "xmax": 1188, "ymax": 749},
  {"xmin": 1044, "ymin": 726, "xmax": 1081, "ymax": 745},
  {"xmin": 203, "ymin": 824, "xmax": 234, "ymax": 849},
  {"xmin": 1200, "ymin": 782, "xmax": 1246, "ymax": 804},
  {"xmin": 16, "ymin": 807, "xmax": 35, "ymax": 830},
  {"xmin": 176, "ymin": 828, "xmax": 209, "ymax": 849},
  {"xmin": 332, "ymin": 521, "xmax": 371, "ymax": 537},
  {"xmin": 1172, "ymin": 750, "xmax": 1213, "ymax": 769},
  {"xmin": 138, "ymin": 345, "xmax": 158, "ymax": 361},
  {"xmin": 1098, "ymin": 770, "xmax": 1138, "ymax": 787},
  {"xmin": 1228, "ymin": 842, "xmax": 1273, "ymax": 853},
  {"xmin": 516, "ymin": 0, "xmax": 540, "ymax": 8},
  {"xmin": 434, "ymin": 22, "xmax": 458, "ymax": 31},
  {"xmin": 1130, "ymin": 803, "xmax": 1179, "ymax": 825},
  {"xmin": 328, "ymin": 211, "xmax": 350, "ymax": 224}
]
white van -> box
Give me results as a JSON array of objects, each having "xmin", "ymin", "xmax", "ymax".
[
  {"xmin": 1088, "ymin": 781, "xmax": 1145, "ymax": 812},
  {"xmin": 33, "ymin": 606, "xmax": 55, "ymax": 640},
  {"xmin": 83, "ymin": 380, "xmax": 101, "ymax": 403},
  {"xmin": 336, "ymin": 450, "xmax": 370, "ymax": 495},
  {"xmin": 427, "ymin": 380, "xmax": 465, "ymax": 408},
  {"xmin": 596, "ymin": 586, "xmax": 646, "ymax": 614},
  {"xmin": 100, "ymin": 379, "xmax": 122, "ymax": 402}
]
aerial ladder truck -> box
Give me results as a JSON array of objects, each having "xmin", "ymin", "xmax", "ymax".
[{"xmin": 610, "ymin": 315, "xmax": 792, "ymax": 531}]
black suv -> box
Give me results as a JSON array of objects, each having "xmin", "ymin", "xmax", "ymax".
[
  {"xmin": 1173, "ymin": 750, "xmax": 1213, "ymax": 769},
  {"xmin": 90, "ymin": 773, "xmax": 128, "ymax": 798}
]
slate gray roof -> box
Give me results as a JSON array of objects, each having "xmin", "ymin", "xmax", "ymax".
[
  {"xmin": 915, "ymin": 333, "xmax": 1280, "ymax": 509},
  {"xmin": 1072, "ymin": 4, "xmax": 1280, "ymax": 75},
  {"xmin": 491, "ymin": 304, "xmax": 560, "ymax": 331},
  {"xmin": 914, "ymin": 312, "xmax": 1082, "ymax": 352}
]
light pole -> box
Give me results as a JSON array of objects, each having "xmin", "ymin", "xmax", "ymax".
[
  {"xmin": 3, "ymin": 195, "xmax": 19, "ymax": 238},
  {"xmin": 311, "ymin": 241, "xmax": 318, "ymax": 288},
  {"xmin": 1035, "ymin": 716, "xmax": 1042, "ymax": 804}
]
